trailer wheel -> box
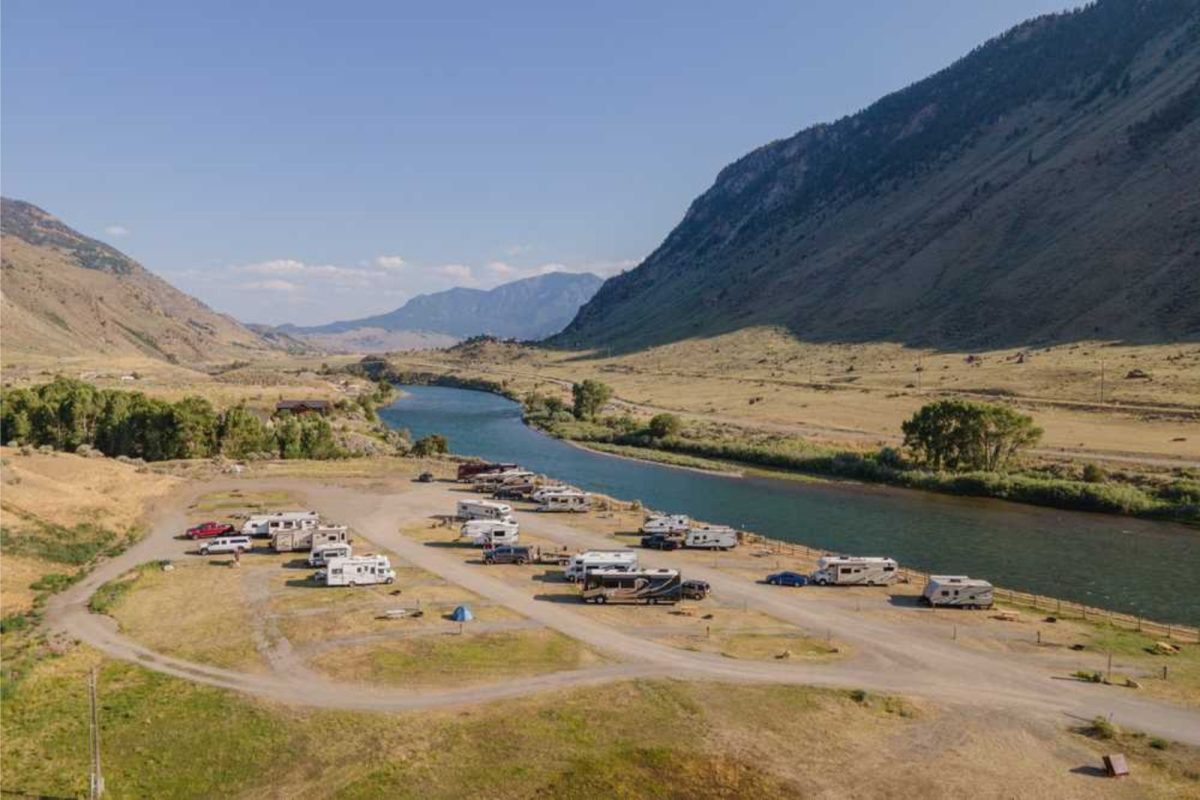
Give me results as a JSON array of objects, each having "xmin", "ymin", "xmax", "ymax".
[
  {"xmin": 817, "ymin": 579, "xmax": 829, "ymax": 586},
  {"xmin": 385, "ymin": 577, "xmax": 395, "ymax": 585},
  {"xmin": 595, "ymin": 595, "xmax": 607, "ymax": 604},
  {"xmin": 348, "ymin": 581, "xmax": 357, "ymax": 588},
  {"xmin": 516, "ymin": 558, "xmax": 527, "ymax": 565}
]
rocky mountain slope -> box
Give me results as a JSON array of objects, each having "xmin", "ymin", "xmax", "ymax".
[
  {"xmin": 284, "ymin": 271, "xmax": 604, "ymax": 351},
  {"xmin": 1, "ymin": 198, "xmax": 273, "ymax": 364},
  {"xmin": 555, "ymin": 0, "xmax": 1200, "ymax": 351}
]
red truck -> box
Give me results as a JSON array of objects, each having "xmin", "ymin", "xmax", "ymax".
[
  {"xmin": 456, "ymin": 462, "xmax": 518, "ymax": 481},
  {"xmin": 186, "ymin": 521, "xmax": 236, "ymax": 539}
]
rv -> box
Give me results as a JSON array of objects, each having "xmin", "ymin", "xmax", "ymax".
[
  {"xmin": 530, "ymin": 485, "xmax": 575, "ymax": 503},
  {"xmin": 921, "ymin": 576, "xmax": 995, "ymax": 609},
  {"xmin": 810, "ymin": 556, "xmax": 898, "ymax": 586},
  {"xmin": 457, "ymin": 461, "xmax": 519, "ymax": 481},
  {"xmin": 640, "ymin": 514, "xmax": 691, "ymax": 535},
  {"xmin": 241, "ymin": 511, "xmax": 320, "ymax": 537},
  {"xmin": 308, "ymin": 541, "xmax": 352, "ymax": 567},
  {"xmin": 319, "ymin": 554, "xmax": 396, "ymax": 587},
  {"xmin": 455, "ymin": 499, "xmax": 514, "ymax": 522},
  {"xmin": 272, "ymin": 525, "xmax": 349, "ymax": 553},
  {"xmin": 564, "ymin": 550, "xmax": 638, "ymax": 582},
  {"xmin": 683, "ymin": 526, "xmax": 738, "ymax": 550},
  {"xmin": 460, "ymin": 519, "xmax": 520, "ymax": 546},
  {"xmin": 471, "ymin": 471, "xmax": 535, "ymax": 492},
  {"xmin": 536, "ymin": 491, "xmax": 591, "ymax": 513},
  {"xmin": 581, "ymin": 569, "xmax": 682, "ymax": 605}
]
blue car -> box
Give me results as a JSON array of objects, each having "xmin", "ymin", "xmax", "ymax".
[{"xmin": 766, "ymin": 571, "xmax": 809, "ymax": 587}]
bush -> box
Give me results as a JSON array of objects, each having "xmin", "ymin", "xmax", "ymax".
[
  {"xmin": 1084, "ymin": 715, "xmax": 1118, "ymax": 738},
  {"xmin": 1082, "ymin": 463, "xmax": 1106, "ymax": 483},
  {"xmin": 647, "ymin": 413, "xmax": 682, "ymax": 439},
  {"xmin": 411, "ymin": 434, "xmax": 449, "ymax": 457}
]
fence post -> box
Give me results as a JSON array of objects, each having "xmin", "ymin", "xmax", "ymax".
[{"xmin": 1168, "ymin": 624, "xmax": 1173, "ymax": 641}]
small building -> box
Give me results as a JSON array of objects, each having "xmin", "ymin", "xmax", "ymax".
[{"xmin": 275, "ymin": 399, "xmax": 331, "ymax": 416}]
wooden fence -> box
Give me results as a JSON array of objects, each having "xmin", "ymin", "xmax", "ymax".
[{"xmin": 747, "ymin": 535, "xmax": 1199, "ymax": 644}]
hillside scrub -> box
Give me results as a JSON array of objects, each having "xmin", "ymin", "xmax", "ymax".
[{"xmin": 0, "ymin": 377, "xmax": 403, "ymax": 462}]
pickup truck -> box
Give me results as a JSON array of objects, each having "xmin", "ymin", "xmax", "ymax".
[{"xmin": 186, "ymin": 521, "xmax": 235, "ymax": 539}]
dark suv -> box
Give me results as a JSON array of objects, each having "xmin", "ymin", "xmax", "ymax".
[
  {"xmin": 483, "ymin": 545, "xmax": 532, "ymax": 565},
  {"xmin": 681, "ymin": 579, "xmax": 710, "ymax": 600},
  {"xmin": 641, "ymin": 534, "xmax": 680, "ymax": 550}
]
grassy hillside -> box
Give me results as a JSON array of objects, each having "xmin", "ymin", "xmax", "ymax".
[{"xmin": 556, "ymin": 0, "xmax": 1200, "ymax": 351}]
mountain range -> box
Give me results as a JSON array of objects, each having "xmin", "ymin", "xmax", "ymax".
[
  {"xmin": 279, "ymin": 271, "xmax": 604, "ymax": 351},
  {"xmin": 554, "ymin": 0, "xmax": 1200, "ymax": 351},
  {"xmin": 0, "ymin": 198, "xmax": 277, "ymax": 365}
]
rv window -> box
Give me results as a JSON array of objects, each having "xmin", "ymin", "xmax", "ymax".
[
  {"xmin": 884, "ymin": 566, "xmax": 895, "ymax": 572},
  {"xmin": 940, "ymin": 590, "xmax": 949, "ymax": 596},
  {"xmin": 840, "ymin": 567, "xmax": 851, "ymax": 575}
]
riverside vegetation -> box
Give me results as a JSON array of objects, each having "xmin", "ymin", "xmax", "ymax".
[{"xmin": 522, "ymin": 381, "xmax": 1200, "ymax": 523}]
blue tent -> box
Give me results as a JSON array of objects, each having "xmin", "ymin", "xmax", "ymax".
[{"xmin": 450, "ymin": 605, "xmax": 473, "ymax": 622}]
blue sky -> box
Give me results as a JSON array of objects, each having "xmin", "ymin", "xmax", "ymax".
[{"xmin": 3, "ymin": 0, "xmax": 1075, "ymax": 325}]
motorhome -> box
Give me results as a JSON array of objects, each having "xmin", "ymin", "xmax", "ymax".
[
  {"xmin": 272, "ymin": 525, "xmax": 349, "ymax": 553},
  {"xmin": 530, "ymin": 485, "xmax": 575, "ymax": 503},
  {"xmin": 536, "ymin": 491, "xmax": 591, "ymax": 513},
  {"xmin": 241, "ymin": 511, "xmax": 320, "ymax": 537},
  {"xmin": 457, "ymin": 461, "xmax": 519, "ymax": 481},
  {"xmin": 455, "ymin": 499, "xmax": 514, "ymax": 522},
  {"xmin": 683, "ymin": 526, "xmax": 738, "ymax": 550},
  {"xmin": 810, "ymin": 556, "xmax": 899, "ymax": 586},
  {"xmin": 921, "ymin": 576, "xmax": 994, "ymax": 609},
  {"xmin": 564, "ymin": 550, "xmax": 638, "ymax": 582},
  {"xmin": 319, "ymin": 554, "xmax": 396, "ymax": 587},
  {"xmin": 581, "ymin": 568, "xmax": 682, "ymax": 605},
  {"xmin": 471, "ymin": 471, "xmax": 535, "ymax": 492},
  {"xmin": 460, "ymin": 519, "xmax": 520, "ymax": 546},
  {"xmin": 308, "ymin": 541, "xmax": 352, "ymax": 567},
  {"xmin": 640, "ymin": 515, "xmax": 691, "ymax": 535}
]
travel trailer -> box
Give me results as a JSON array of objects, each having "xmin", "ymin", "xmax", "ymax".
[
  {"xmin": 471, "ymin": 470, "xmax": 535, "ymax": 492},
  {"xmin": 564, "ymin": 550, "xmax": 639, "ymax": 582},
  {"xmin": 581, "ymin": 568, "xmax": 682, "ymax": 605},
  {"xmin": 810, "ymin": 556, "xmax": 899, "ymax": 586},
  {"xmin": 271, "ymin": 525, "xmax": 349, "ymax": 553},
  {"xmin": 921, "ymin": 576, "xmax": 995, "ymax": 609},
  {"xmin": 640, "ymin": 515, "xmax": 691, "ymax": 535},
  {"xmin": 530, "ymin": 485, "xmax": 575, "ymax": 503},
  {"xmin": 308, "ymin": 542, "xmax": 352, "ymax": 567},
  {"xmin": 241, "ymin": 511, "xmax": 320, "ymax": 537},
  {"xmin": 683, "ymin": 526, "xmax": 738, "ymax": 550},
  {"xmin": 536, "ymin": 491, "xmax": 591, "ymax": 513},
  {"xmin": 455, "ymin": 499, "xmax": 514, "ymax": 522},
  {"xmin": 457, "ymin": 461, "xmax": 519, "ymax": 481},
  {"xmin": 319, "ymin": 554, "xmax": 396, "ymax": 587},
  {"xmin": 460, "ymin": 519, "xmax": 520, "ymax": 546}
]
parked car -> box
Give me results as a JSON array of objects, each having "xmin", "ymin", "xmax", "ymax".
[
  {"xmin": 766, "ymin": 571, "xmax": 809, "ymax": 587},
  {"xmin": 640, "ymin": 533, "xmax": 680, "ymax": 551},
  {"xmin": 483, "ymin": 545, "xmax": 532, "ymax": 565},
  {"xmin": 681, "ymin": 579, "xmax": 710, "ymax": 600},
  {"xmin": 417, "ymin": 472, "xmax": 435, "ymax": 483},
  {"xmin": 199, "ymin": 535, "xmax": 253, "ymax": 556},
  {"xmin": 186, "ymin": 521, "xmax": 235, "ymax": 539},
  {"xmin": 492, "ymin": 487, "xmax": 530, "ymax": 501}
]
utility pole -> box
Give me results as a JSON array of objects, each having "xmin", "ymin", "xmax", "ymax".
[
  {"xmin": 89, "ymin": 667, "xmax": 104, "ymax": 799},
  {"xmin": 1099, "ymin": 360, "xmax": 1105, "ymax": 404}
]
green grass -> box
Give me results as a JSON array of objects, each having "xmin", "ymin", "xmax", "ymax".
[
  {"xmin": 191, "ymin": 488, "xmax": 299, "ymax": 512},
  {"xmin": 0, "ymin": 518, "xmax": 130, "ymax": 565},
  {"xmin": 89, "ymin": 564, "xmax": 157, "ymax": 615}
]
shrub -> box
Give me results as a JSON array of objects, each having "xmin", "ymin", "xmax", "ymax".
[
  {"xmin": 411, "ymin": 434, "xmax": 449, "ymax": 457},
  {"xmin": 1084, "ymin": 715, "xmax": 1118, "ymax": 739},
  {"xmin": 647, "ymin": 413, "xmax": 682, "ymax": 439},
  {"xmin": 1082, "ymin": 463, "xmax": 1106, "ymax": 483}
]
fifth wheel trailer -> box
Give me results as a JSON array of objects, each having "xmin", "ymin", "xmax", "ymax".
[
  {"xmin": 921, "ymin": 576, "xmax": 995, "ymax": 609},
  {"xmin": 241, "ymin": 511, "xmax": 320, "ymax": 537}
]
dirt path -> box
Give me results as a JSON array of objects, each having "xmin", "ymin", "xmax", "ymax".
[{"xmin": 45, "ymin": 477, "xmax": 1200, "ymax": 744}]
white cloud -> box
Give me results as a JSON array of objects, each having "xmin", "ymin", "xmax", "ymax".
[
  {"xmin": 240, "ymin": 279, "xmax": 300, "ymax": 292},
  {"xmin": 435, "ymin": 264, "xmax": 476, "ymax": 284},
  {"xmin": 374, "ymin": 255, "xmax": 406, "ymax": 270},
  {"xmin": 485, "ymin": 260, "xmax": 517, "ymax": 278},
  {"xmin": 503, "ymin": 243, "xmax": 534, "ymax": 257},
  {"xmin": 104, "ymin": 225, "xmax": 130, "ymax": 237}
]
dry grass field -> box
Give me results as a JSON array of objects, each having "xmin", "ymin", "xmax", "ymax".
[{"xmin": 385, "ymin": 328, "xmax": 1200, "ymax": 464}]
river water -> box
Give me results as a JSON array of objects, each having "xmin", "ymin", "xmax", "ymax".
[{"xmin": 381, "ymin": 385, "xmax": 1200, "ymax": 624}]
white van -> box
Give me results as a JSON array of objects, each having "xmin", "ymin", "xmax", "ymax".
[
  {"xmin": 455, "ymin": 499, "xmax": 514, "ymax": 522},
  {"xmin": 641, "ymin": 515, "xmax": 691, "ymax": 535},
  {"xmin": 811, "ymin": 556, "xmax": 898, "ymax": 586},
  {"xmin": 460, "ymin": 519, "xmax": 520, "ymax": 547},
  {"xmin": 563, "ymin": 550, "xmax": 639, "ymax": 582},
  {"xmin": 199, "ymin": 535, "xmax": 253, "ymax": 555},
  {"xmin": 536, "ymin": 491, "xmax": 590, "ymax": 513},
  {"xmin": 241, "ymin": 511, "xmax": 320, "ymax": 537},
  {"xmin": 320, "ymin": 554, "xmax": 396, "ymax": 587},
  {"xmin": 921, "ymin": 576, "xmax": 994, "ymax": 609},
  {"xmin": 684, "ymin": 526, "xmax": 738, "ymax": 550},
  {"xmin": 308, "ymin": 542, "xmax": 352, "ymax": 567}
]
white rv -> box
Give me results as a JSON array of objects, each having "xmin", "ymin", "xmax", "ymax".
[
  {"xmin": 472, "ymin": 470, "xmax": 535, "ymax": 491},
  {"xmin": 241, "ymin": 510, "xmax": 320, "ymax": 537},
  {"xmin": 530, "ymin": 485, "xmax": 575, "ymax": 503},
  {"xmin": 308, "ymin": 541, "xmax": 352, "ymax": 567},
  {"xmin": 536, "ymin": 491, "xmax": 591, "ymax": 513},
  {"xmin": 683, "ymin": 526, "xmax": 738, "ymax": 550},
  {"xmin": 921, "ymin": 576, "xmax": 994, "ymax": 609},
  {"xmin": 811, "ymin": 556, "xmax": 899, "ymax": 586},
  {"xmin": 460, "ymin": 519, "xmax": 520, "ymax": 546},
  {"xmin": 455, "ymin": 499, "xmax": 514, "ymax": 522},
  {"xmin": 564, "ymin": 550, "xmax": 639, "ymax": 582},
  {"xmin": 319, "ymin": 554, "xmax": 396, "ymax": 587},
  {"xmin": 640, "ymin": 514, "xmax": 691, "ymax": 535}
]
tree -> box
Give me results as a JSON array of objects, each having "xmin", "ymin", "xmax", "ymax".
[
  {"xmin": 647, "ymin": 413, "xmax": 682, "ymax": 439},
  {"xmin": 218, "ymin": 404, "xmax": 271, "ymax": 458},
  {"xmin": 298, "ymin": 415, "xmax": 338, "ymax": 459},
  {"xmin": 571, "ymin": 380, "xmax": 613, "ymax": 420},
  {"xmin": 274, "ymin": 413, "xmax": 304, "ymax": 459},
  {"xmin": 172, "ymin": 396, "xmax": 219, "ymax": 458},
  {"xmin": 411, "ymin": 434, "xmax": 448, "ymax": 457},
  {"xmin": 902, "ymin": 399, "xmax": 1041, "ymax": 472}
]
